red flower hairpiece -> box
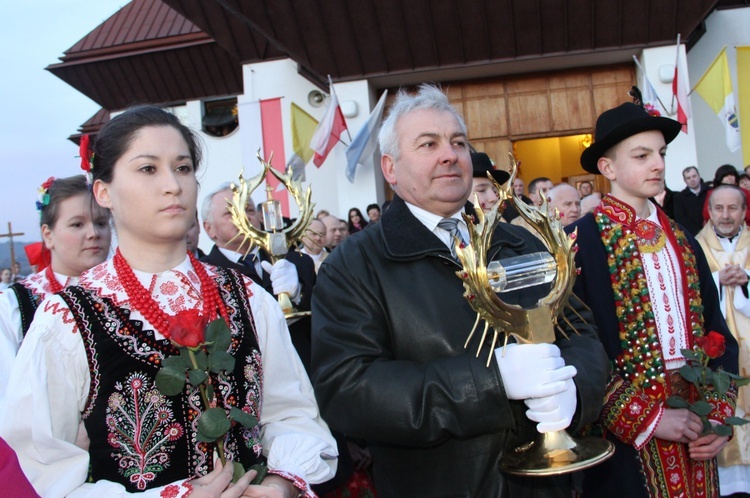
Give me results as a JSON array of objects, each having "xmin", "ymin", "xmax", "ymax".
[{"xmin": 79, "ymin": 134, "xmax": 94, "ymax": 185}]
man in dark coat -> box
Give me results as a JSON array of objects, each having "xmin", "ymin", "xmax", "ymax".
[
  {"xmin": 311, "ymin": 84, "xmax": 609, "ymax": 498},
  {"xmin": 200, "ymin": 184, "xmax": 316, "ymax": 368},
  {"xmin": 673, "ymin": 165, "xmax": 709, "ymax": 235},
  {"xmin": 568, "ymin": 102, "xmax": 739, "ymax": 498}
]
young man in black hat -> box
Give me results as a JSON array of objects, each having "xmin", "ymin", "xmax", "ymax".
[
  {"xmin": 469, "ymin": 151, "xmax": 509, "ymax": 213},
  {"xmin": 568, "ymin": 102, "xmax": 739, "ymax": 498}
]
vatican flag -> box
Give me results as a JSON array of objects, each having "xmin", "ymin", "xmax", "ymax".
[{"xmin": 694, "ymin": 47, "xmax": 741, "ymax": 152}]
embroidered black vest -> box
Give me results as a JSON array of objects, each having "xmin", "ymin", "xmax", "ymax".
[
  {"xmin": 59, "ymin": 267, "xmax": 263, "ymax": 492},
  {"xmin": 10, "ymin": 282, "xmax": 38, "ymax": 338}
]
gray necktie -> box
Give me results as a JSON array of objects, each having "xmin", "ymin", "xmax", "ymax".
[{"xmin": 438, "ymin": 218, "xmax": 465, "ymax": 258}]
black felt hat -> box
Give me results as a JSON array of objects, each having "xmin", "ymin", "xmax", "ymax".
[
  {"xmin": 580, "ymin": 102, "xmax": 682, "ymax": 174},
  {"xmin": 471, "ymin": 152, "xmax": 510, "ymax": 184}
]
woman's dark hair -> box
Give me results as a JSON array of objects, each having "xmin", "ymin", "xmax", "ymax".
[
  {"xmin": 712, "ymin": 164, "xmax": 740, "ymax": 186},
  {"xmin": 39, "ymin": 175, "xmax": 99, "ymax": 228},
  {"xmin": 347, "ymin": 207, "xmax": 368, "ymax": 232},
  {"xmin": 92, "ymin": 106, "xmax": 202, "ymax": 183}
]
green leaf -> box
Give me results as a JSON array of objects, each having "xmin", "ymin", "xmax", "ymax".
[
  {"xmin": 680, "ymin": 349, "xmax": 699, "ymax": 362},
  {"xmin": 713, "ymin": 373, "xmax": 730, "ymax": 396},
  {"xmin": 162, "ymin": 354, "xmax": 189, "ymax": 370},
  {"xmin": 188, "ymin": 369, "xmax": 208, "ymax": 385},
  {"xmin": 232, "ymin": 462, "xmax": 246, "ymax": 484},
  {"xmin": 155, "ymin": 366, "xmax": 186, "ymax": 396},
  {"xmin": 205, "ymin": 382, "xmax": 214, "ymax": 402},
  {"xmin": 734, "ymin": 376, "xmax": 750, "ymax": 388},
  {"xmin": 197, "ymin": 407, "xmax": 231, "ymax": 439},
  {"xmin": 229, "ymin": 406, "xmax": 258, "ymax": 429},
  {"xmin": 196, "ymin": 430, "xmax": 214, "ymax": 443},
  {"xmin": 725, "ymin": 416, "xmax": 750, "ymax": 426},
  {"xmin": 678, "ymin": 364, "xmax": 699, "ymax": 383},
  {"xmin": 702, "ymin": 418, "xmax": 713, "ymax": 434},
  {"xmin": 691, "ymin": 400, "xmax": 712, "ymax": 416},
  {"xmin": 209, "ymin": 351, "xmax": 236, "ymax": 374},
  {"xmin": 249, "ymin": 463, "xmax": 268, "ymax": 485},
  {"xmin": 206, "ymin": 318, "xmax": 232, "ymax": 353},
  {"xmin": 667, "ymin": 396, "xmax": 690, "ymax": 409},
  {"xmin": 713, "ymin": 424, "xmax": 733, "ymax": 437}
]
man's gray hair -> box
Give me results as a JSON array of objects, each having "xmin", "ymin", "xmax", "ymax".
[
  {"xmin": 709, "ymin": 184, "xmax": 747, "ymax": 210},
  {"xmin": 200, "ymin": 182, "xmax": 233, "ymax": 223},
  {"xmin": 378, "ymin": 84, "xmax": 467, "ymax": 160}
]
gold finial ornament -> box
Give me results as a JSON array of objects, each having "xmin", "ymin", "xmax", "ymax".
[
  {"xmin": 228, "ymin": 150, "xmax": 315, "ymax": 319},
  {"xmin": 455, "ymin": 153, "xmax": 613, "ymax": 476}
]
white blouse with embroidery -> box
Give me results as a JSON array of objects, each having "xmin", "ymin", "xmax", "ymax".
[
  {"xmin": 0, "ymin": 269, "xmax": 76, "ymax": 402},
  {"xmin": 0, "ymin": 257, "xmax": 337, "ymax": 498}
]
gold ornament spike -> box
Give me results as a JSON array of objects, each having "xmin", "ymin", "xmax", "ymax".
[{"xmin": 228, "ymin": 150, "xmax": 316, "ymax": 320}]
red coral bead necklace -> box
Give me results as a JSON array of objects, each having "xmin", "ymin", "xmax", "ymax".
[{"xmin": 113, "ymin": 248, "xmax": 228, "ymax": 340}]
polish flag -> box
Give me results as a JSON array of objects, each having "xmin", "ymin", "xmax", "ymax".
[
  {"xmin": 310, "ymin": 78, "xmax": 348, "ymax": 167},
  {"xmin": 672, "ymin": 40, "xmax": 692, "ymax": 133}
]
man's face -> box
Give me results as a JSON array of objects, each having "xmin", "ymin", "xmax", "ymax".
[
  {"xmin": 578, "ymin": 182, "xmax": 592, "ymax": 197},
  {"xmin": 708, "ymin": 188, "xmax": 746, "ymax": 238},
  {"xmin": 302, "ymin": 220, "xmax": 326, "ymax": 254},
  {"xmin": 381, "ymin": 108, "xmax": 472, "ymax": 217},
  {"xmin": 368, "ymin": 208, "xmax": 380, "ymax": 222},
  {"xmin": 322, "ymin": 215, "xmax": 343, "ymax": 248},
  {"xmin": 600, "ymin": 130, "xmax": 666, "ymax": 208},
  {"xmin": 683, "ymin": 168, "xmax": 701, "ymax": 190},
  {"xmin": 203, "ymin": 188, "xmax": 257, "ymax": 252},
  {"xmin": 513, "ymin": 178, "xmax": 525, "ymax": 197},
  {"xmin": 549, "ymin": 185, "xmax": 582, "ymax": 226},
  {"xmin": 530, "ymin": 181, "xmax": 554, "ymax": 206}
]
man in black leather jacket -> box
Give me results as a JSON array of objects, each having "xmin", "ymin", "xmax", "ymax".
[{"xmin": 311, "ymin": 85, "xmax": 609, "ymax": 497}]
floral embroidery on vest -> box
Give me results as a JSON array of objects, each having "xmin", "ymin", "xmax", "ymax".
[{"xmin": 107, "ymin": 372, "xmax": 184, "ymax": 490}]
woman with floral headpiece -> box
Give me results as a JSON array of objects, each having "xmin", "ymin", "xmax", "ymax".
[
  {"xmin": 0, "ymin": 107, "xmax": 336, "ymax": 498},
  {"xmin": 0, "ymin": 174, "xmax": 111, "ymax": 401}
]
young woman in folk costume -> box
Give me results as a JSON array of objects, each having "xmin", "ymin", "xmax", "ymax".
[
  {"xmin": 0, "ymin": 107, "xmax": 337, "ymax": 498},
  {"xmin": 0, "ymin": 175, "xmax": 111, "ymax": 401}
]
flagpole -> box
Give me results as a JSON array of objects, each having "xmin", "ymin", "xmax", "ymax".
[
  {"xmin": 632, "ymin": 55, "xmax": 670, "ymax": 113},
  {"xmin": 328, "ymin": 75, "xmax": 353, "ymax": 142},
  {"xmin": 670, "ymin": 34, "xmax": 681, "ymax": 114}
]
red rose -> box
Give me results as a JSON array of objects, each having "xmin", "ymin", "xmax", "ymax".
[
  {"xmin": 169, "ymin": 309, "xmax": 207, "ymax": 348},
  {"xmin": 696, "ymin": 331, "xmax": 726, "ymax": 359}
]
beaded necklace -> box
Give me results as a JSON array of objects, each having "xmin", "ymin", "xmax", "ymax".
[
  {"xmin": 595, "ymin": 196, "xmax": 704, "ymax": 392},
  {"xmin": 45, "ymin": 265, "xmax": 64, "ymax": 294},
  {"xmin": 113, "ymin": 249, "xmax": 229, "ymax": 340}
]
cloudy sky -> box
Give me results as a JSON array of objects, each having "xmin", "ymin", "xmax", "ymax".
[{"xmin": 0, "ymin": 0, "xmax": 124, "ymax": 243}]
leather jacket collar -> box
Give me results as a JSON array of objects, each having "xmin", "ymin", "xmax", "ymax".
[{"xmin": 381, "ymin": 195, "xmax": 529, "ymax": 262}]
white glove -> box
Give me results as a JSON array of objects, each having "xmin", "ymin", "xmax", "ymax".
[
  {"xmin": 261, "ymin": 259, "xmax": 301, "ymax": 301},
  {"xmin": 495, "ymin": 343, "xmax": 577, "ymax": 400},
  {"xmin": 524, "ymin": 378, "xmax": 577, "ymax": 432}
]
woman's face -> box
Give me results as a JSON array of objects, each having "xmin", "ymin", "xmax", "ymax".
[
  {"xmin": 740, "ymin": 177, "xmax": 750, "ymax": 190},
  {"xmin": 350, "ymin": 210, "xmax": 361, "ymax": 224},
  {"xmin": 94, "ymin": 125, "xmax": 197, "ymax": 248},
  {"xmin": 43, "ymin": 193, "xmax": 111, "ymax": 276},
  {"xmin": 721, "ymin": 175, "xmax": 738, "ymax": 185}
]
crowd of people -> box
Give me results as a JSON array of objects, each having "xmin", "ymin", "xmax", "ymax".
[{"xmin": 0, "ymin": 85, "xmax": 748, "ymax": 498}]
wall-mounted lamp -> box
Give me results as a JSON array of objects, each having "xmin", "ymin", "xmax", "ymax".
[
  {"xmin": 308, "ymin": 90, "xmax": 325, "ymax": 107},
  {"xmin": 341, "ymin": 101, "xmax": 358, "ymax": 118}
]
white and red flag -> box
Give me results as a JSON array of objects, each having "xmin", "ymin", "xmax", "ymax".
[{"xmin": 310, "ymin": 76, "xmax": 348, "ymax": 167}]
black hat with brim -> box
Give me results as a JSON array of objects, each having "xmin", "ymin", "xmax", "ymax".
[
  {"xmin": 580, "ymin": 102, "xmax": 682, "ymax": 174},
  {"xmin": 471, "ymin": 152, "xmax": 510, "ymax": 184}
]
